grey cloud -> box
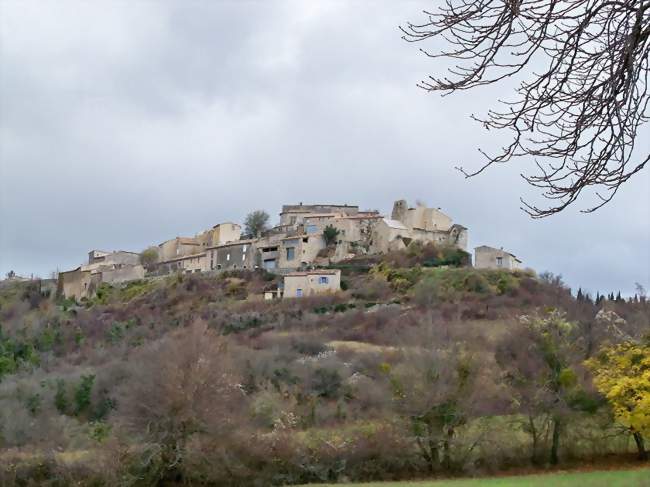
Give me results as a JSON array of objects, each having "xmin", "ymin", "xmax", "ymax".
[{"xmin": 1, "ymin": 0, "xmax": 648, "ymax": 295}]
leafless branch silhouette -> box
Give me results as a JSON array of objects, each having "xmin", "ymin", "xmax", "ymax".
[{"xmin": 402, "ymin": 1, "xmax": 650, "ymax": 217}]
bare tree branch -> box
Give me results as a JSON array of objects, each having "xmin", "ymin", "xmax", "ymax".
[{"xmin": 402, "ymin": 0, "xmax": 650, "ymax": 217}]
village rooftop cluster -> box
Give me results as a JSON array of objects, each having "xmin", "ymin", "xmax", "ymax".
[{"xmin": 55, "ymin": 199, "xmax": 522, "ymax": 300}]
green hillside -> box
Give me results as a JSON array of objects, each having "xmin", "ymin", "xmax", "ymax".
[{"xmin": 0, "ymin": 245, "xmax": 648, "ymax": 486}]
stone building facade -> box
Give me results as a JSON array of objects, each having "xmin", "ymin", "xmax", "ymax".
[
  {"xmin": 197, "ymin": 222, "xmax": 242, "ymax": 248},
  {"xmin": 158, "ymin": 237, "xmax": 203, "ymax": 263},
  {"xmin": 58, "ymin": 250, "xmax": 145, "ymax": 299},
  {"xmin": 58, "ymin": 267, "xmax": 98, "ymax": 300},
  {"xmin": 283, "ymin": 269, "xmax": 341, "ymax": 298},
  {"xmin": 57, "ymin": 198, "xmax": 482, "ymax": 299},
  {"xmin": 474, "ymin": 245, "xmax": 522, "ymax": 270},
  {"xmin": 206, "ymin": 239, "xmax": 258, "ymax": 272}
]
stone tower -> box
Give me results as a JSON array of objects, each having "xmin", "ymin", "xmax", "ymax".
[{"xmin": 391, "ymin": 199, "xmax": 408, "ymax": 223}]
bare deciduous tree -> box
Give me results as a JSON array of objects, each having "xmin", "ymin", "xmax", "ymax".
[
  {"xmin": 388, "ymin": 344, "xmax": 488, "ymax": 472},
  {"xmin": 402, "ymin": 1, "xmax": 650, "ymax": 217},
  {"xmin": 495, "ymin": 310, "xmax": 592, "ymax": 465},
  {"xmin": 117, "ymin": 321, "xmax": 244, "ymax": 482}
]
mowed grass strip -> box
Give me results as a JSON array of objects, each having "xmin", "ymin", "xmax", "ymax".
[{"xmin": 301, "ymin": 467, "xmax": 650, "ymax": 487}]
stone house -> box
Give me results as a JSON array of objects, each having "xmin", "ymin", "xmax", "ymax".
[
  {"xmin": 59, "ymin": 250, "xmax": 145, "ymax": 299},
  {"xmin": 155, "ymin": 253, "xmax": 206, "ymax": 275},
  {"xmin": 197, "ymin": 222, "xmax": 242, "ymax": 248},
  {"xmin": 58, "ymin": 265, "xmax": 144, "ymax": 300},
  {"xmin": 264, "ymin": 204, "xmax": 382, "ymax": 267},
  {"xmin": 158, "ymin": 237, "xmax": 203, "ymax": 262},
  {"xmin": 82, "ymin": 251, "xmax": 144, "ymax": 285},
  {"xmin": 206, "ymin": 239, "xmax": 258, "ymax": 272},
  {"xmin": 301, "ymin": 213, "xmax": 340, "ymax": 235},
  {"xmin": 88, "ymin": 250, "xmax": 110, "ymax": 264},
  {"xmin": 283, "ymin": 269, "xmax": 341, "ymax": 298},
  {"xmin": 474, "ymin": 245, "xmax": 522, "ymax": 270},
  {"xmin": 57, "ymin": 267, "xmax": 98, "ymax": 300},
  {"xmin": 100, "ymin": 265, "xmax": 145, "ymax": 283},
  {"xmin": 370, "ymin": 219, "xmax": 411, "ymax": 254},
  {"xmin": 256, "ymin": 238, "xmax": 282, "ymax": 271},
  {"xmin": 84, "ymin": 250, "xmax": 140, "ymax": 269},
  {"xmin": 369, "ymin": 200, "xmax": 469, "ymax": 254},
  {"xmin": 391, "ymin": 200, "xmax": 453, "ymax": 232},
  {"xmin": 301, "ymin": 213, "xmax": 381, "ymax": 261},
  {"xmin": 332, "ymin": 214, "xmax": 381, "ymax": 245},
  {"xmin": 279, "ymin": 204, "xmax": 359, "ymax": 226},
  {"xmin": 277, "ymin": 234, "xmax": 326, "ymax": 270},
  {"xmin": 153, "ymin": 222, "xmax": 242, "ymax": 275}
]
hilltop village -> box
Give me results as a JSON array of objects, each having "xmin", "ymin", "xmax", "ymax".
[{"xmin": 56, "ymin": 199, "xmax": 522, "ymax": 299}]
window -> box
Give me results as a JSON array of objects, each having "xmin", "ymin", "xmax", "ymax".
[
  {"xmin": 318, "ymin": 276, "xmax": 329, "ymax": 284},
  {"xmin": 306, "ymin": 224, "xmax": 318, "ymax": 234},
  {"xmin": 286, "ymin": 247, "xmax": 295, "ymax": 261},
  {"xmin": 226, "ymin": 253, "xmax": 230, "ymax": 261},
  {"xmin": 303, "ymin": 237, "xmax": 309, "ymax": 243},
  {"xmin": 496, "ymin": 256, "xmax": 503, "ymax": 267},
  {"xmin": 242, "ymin": 245, "xmax": 247, "ymax": 253},
  {"xmin": 296, "ymin": 288, "xmax": 303, "ymax": 297}
]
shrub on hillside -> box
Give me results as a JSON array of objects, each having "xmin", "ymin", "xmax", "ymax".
[
  {"xmin": 116, "ymin": 321, "xmax": 245, "ymax": 483},
  {"xmin": 381, "ymin": 242, "xmax": 470, "ymax": 269}
]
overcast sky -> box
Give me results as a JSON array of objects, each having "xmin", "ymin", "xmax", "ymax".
[{"xmin": 1, "ymin": 1, "xmax": 648, "ymax": 295}]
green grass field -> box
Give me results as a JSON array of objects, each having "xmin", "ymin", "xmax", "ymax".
[{"xmin": 303, "ymin": 467, "xmax": 650, "ymax": 487}]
